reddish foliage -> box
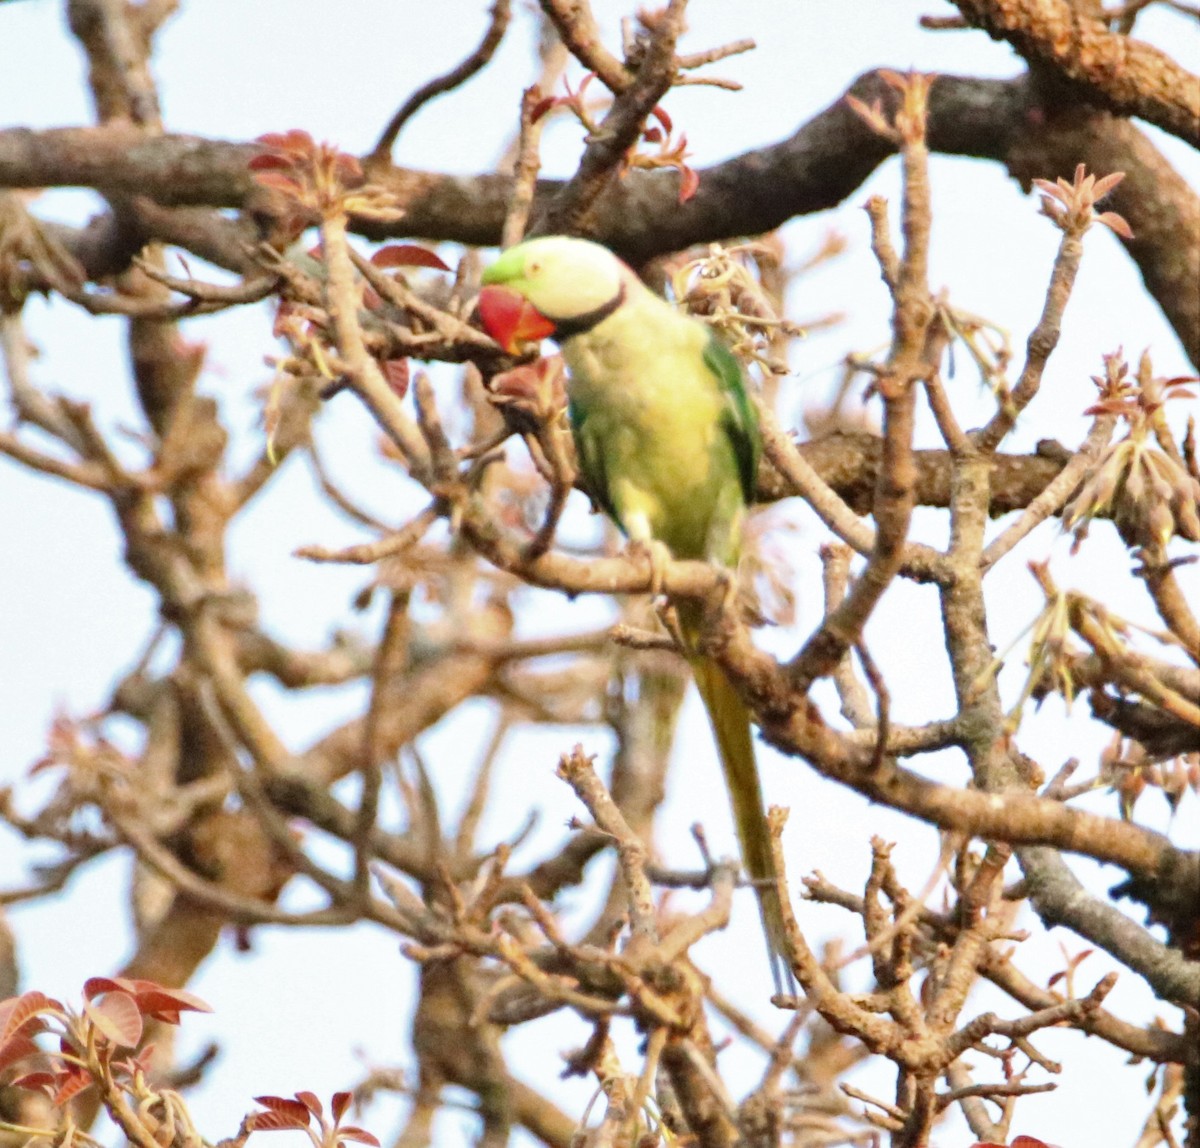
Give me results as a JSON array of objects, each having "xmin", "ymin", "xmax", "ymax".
[
  {"xmin": 249, "ymin": 1095, "xmax": 314, "ymax": 1130},
  {"xmin": 0, "ymin": 990, "xmax": 57, "ymax": 1046},
  {"xmin": 382, "ymin": 357, "xmax": 410, "ymax": 397},
  {"xmin": 0, "ymin": 979, "xmax": 213, "ymax": 1109},
  {"xmin": 488, "ymin": 355, "xmax": 567, "ymax": 424},
  {"xmin": 249, "ymin": 130, "xmax": 366, "ymax": 225},
  {"xmin": 370, "ymin": 244, "xmax": 450, "ymax": 272},
  {"xmin": 331, "ymin": 1091, "xmax": 352, "ymax": 1124},
  {"xmin": 248, "ymin": 1092, "xmax": 379, "ymax": 1147},
  {"xmin": 84, "ymin": 991, "xmax": 143, "ymax": 1049},
  {"xmin": 971, "ymin": 1137, "xmax": 1057, "ymax": 1148},
  {"xmin": 84, "ymin": 976, "xmax": 213, "ymax": 1022},
  {"xmin": 528, "ymin": 74, "xmax": 698, "ymax": 203}
]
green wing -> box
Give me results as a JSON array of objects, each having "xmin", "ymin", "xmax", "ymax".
[
  {"xmin": 568, "ymin": 394, "xmax": 622, "ymax": 530},
  {"xmin": 702, "ymin": 333, "xmax": 760, "ymax": 506}
]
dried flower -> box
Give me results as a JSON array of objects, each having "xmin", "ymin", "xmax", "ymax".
[
  {"xmin": 669, "ymin": 242, "xmax": 804, "ymax": 375},
  {"xmin": 1063, "ymin": 351, "xmax": 1200, "ymax": 552}
]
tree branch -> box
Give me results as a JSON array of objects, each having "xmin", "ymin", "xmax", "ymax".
[{"xmin": 949, "ymin": 0, "xmax": 1200, "ymax": 147}]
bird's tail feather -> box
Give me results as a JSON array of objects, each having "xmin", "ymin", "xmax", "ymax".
[{"xmin": 682, "ymin": 606, "xmax": 793, "ymax": 992}]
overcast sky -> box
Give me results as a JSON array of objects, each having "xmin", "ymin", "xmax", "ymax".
[{"xmin": 2, "ymin": 3, "xmax": 1198, "ymax": 1145}]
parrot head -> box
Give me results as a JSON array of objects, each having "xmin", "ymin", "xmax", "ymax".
[{"xmin": 478, "ymin": 236, "xmax": 630, "ymax": 353}]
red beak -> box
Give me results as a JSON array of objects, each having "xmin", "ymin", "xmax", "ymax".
[{"xmin": 478, "ymin": 285, "xmax": 557, "ymax": 353}]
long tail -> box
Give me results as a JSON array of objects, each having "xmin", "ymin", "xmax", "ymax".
[{"xmin": 682, "ymin": 609, "xmax": 792, "ymax": 992}]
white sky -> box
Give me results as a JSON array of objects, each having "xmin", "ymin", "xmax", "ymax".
[{"xmin": 2, "ymin": 2, "xmax": 1198, "ymax": 1145}]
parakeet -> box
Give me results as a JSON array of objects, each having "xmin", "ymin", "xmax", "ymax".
[{"xmin": 478, "ymin": 236, "xmax": 790, "ymax": 989}]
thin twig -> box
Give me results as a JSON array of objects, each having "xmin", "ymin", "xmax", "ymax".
[{"xmin": 370, "ymin": 0, "xmax": 512, "ymax": 164}]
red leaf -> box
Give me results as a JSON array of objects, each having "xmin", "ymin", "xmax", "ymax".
[
  {"xmin": 247, "ymin": 1110, "xmax": 311, "ymax": 1133},
  {"xmin": 642, "ymin": 126, "xmax": 663, "ymax": 143},
  {"xmin": 130, "ymin": 985, "xmax": 213, "ymax": 1020},
  {"xmin": 9, "ymin": 1070, "xmax": 58, "ymax": 1094},
  {"xmin": 331, "ymin": 1091, "xmax": 352, "ymax": 1124},
  {"xmin": 86, "ymin": 978, "xmax": 211, "ymax": 1022},
  {"xmin": 252, "ymin": 172, "xmax": 304, "ymax": 196},
  {"xmin": 677, "ymin": 165, "xmax": 700, "ymax": 204},
  {"xmin": 254, "ymin": 1095, "xmax": 310, "ymax": 1115},
  {"xmin": 0, "ymin": 1033, "xmax": 40, "ymax": 1073},
  {"xmin": 382, "ymin": 358, "xmax": 410, "ymax": 397},
  {"xmin": 247, "ymin": 153, "xmax": 295, "ymax": 172},
  {"xmin": 0, "ymin": 991, "xmax": 57, "ymax": 1045},
  {"xmin": 334, "ymin": 153, "xmax": 365, "ymax": 187},
  {"xmin": 529, "ymin": 95, "xmax": 557, "ymax": 123},
  {"xmin": 256, "ymin": 130, "xmax": 315, "ymax": 153},
  {"xmin": 296, "ymin": 1091, "xmax": 323, "ymax": 1117},
  {"xmin": 84, "ymin": 975, "xmax": 138, "ymax": 1000},
  {"xmin": 85, "ymin": 992, "xmax": 143, "ymax": 1048},
  {"xmin": 1012, "ymin": 1138, "xmax": 1054, "ymax": 1148},
  {"xmin": 370, "ymin": 245, "xmax": 450, "ymax": 271},
  {"xmin": 337, "ymin": 1130, "xmax": 380, "ymax": 1147},
  {"xmin": 52, "ymin": 1068, "xmax": 95, "ymax": 1107},
  {"xmin": 1097, "ymin": 210, "xmax": 1134, "ymax": 240},
  {"xmin": 650, "ymin": 104, "xmax": 673, "ymax": 133},
  {"xmin": 249, "ymin": 1098, "xmax": 311, "ymax": 1130}
]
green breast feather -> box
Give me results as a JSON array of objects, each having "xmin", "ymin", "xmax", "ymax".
[{"xmin": 567, "ymin": 325, "xmax": 759, "ymax": 563}]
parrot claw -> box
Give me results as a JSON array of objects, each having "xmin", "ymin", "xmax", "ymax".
[
  {"xmin": 715, "ymin": 566, "xmax": 739, "ymax": 615},
  {"xmin": 654, "ymin": 599, "xmax": 687, "ymax": 650},
  {"xmin": 627, "ymin": 537, "xmax": 672, "ymax": 600}
]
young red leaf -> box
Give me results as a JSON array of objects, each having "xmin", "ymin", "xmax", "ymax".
[
  {"xmin": 85, "ymin": 991, "xmax": 143, "ymax": 1048},
  {"xmin": 9, "ymin": 1070, "xmax": 58, "ymax": 1094},
  {"xmin": 331, "ymin": 1090, "xmax": 352, "ymax": 1124},
  {"xmin": 0, "ymin": 1032, "xmax": 40, "ymax": 1073},
  {"xmin": 254, "ymin": 1095, "xmax": 311, "ymax": 1114},
  {"xmin": 382, "ymin": 358, "xmax": 410, "ymax": 397},
  {"xmin": 52, "ymin": 1068, "xmax": 95, "ymax": 1107},
  {"xmin": 370, "ymin": 245, "xmax": 450, "ymax": 271},
  {"xmin": 677, "ymin": 165, "xmax": 700, "ymax": 204},
  {"xmin": 650, "ymin": 104, "xmax": 673, "ymax": 133},
  {"xmin": 0, "ymin": 991, "xmax": 57, "ymax": 1045},
  {"xmin": 256, "ymin": 130, "xmax": 316, "ymax": 153},
  {"xmin": 642, "ymin": 126, "xmax": 663, "ymax": 144},
  {"xmin": 248, "ymin": 1097, "xmax": 312, "ymax": 1130},
  {"xmin": 337, "ymin": 1129, "xmax": 380, "ymax": 1147},
  {"xmin": 251, "ymin": 172, "xmax": 304, "ymax": 196},
  {"xmin": 129, "ymin": 985, "xmax": 213, "ymax": 1020},
  {"xmin": 1097, "ymin": 211, "xmax": 1134, "ymax": 239},
  {"xmin": 529, "ymin": 95, "xmax": 558, "ymax": 123},
  {"xmin": 84, "ymin": 976, "xmax": 133, "ymax": 999},
  {"xmin": 247, "ymin": 1110, "xmax": 311, "ymax": 1133},
  {"xmin": 247, "ymin": 153, "xmax": 296, "ymax": 172},
  {"xmin": 296, "ymin": 1091, "xmax": 324, "ymax": 1117}
]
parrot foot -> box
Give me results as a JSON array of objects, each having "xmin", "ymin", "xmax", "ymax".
[
  {"xmin": 715, "ymin": 565, "xmax": 740, "ymax": 617},
  {"xmin": 654, "ymin": 599, "xmax": 686, "ymax": 651},
  {"xmin": 626, "ymin": 537, "xmax": 672, "ymax": 600}
]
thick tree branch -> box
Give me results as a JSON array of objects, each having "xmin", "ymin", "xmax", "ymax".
[
  {"xmin": 949, "ymin": 0, "xmax": 1200, "ymax": 147},
  {"xmin": 4, "ymin": 71, "xmax": 1196, "ymax": 361}
]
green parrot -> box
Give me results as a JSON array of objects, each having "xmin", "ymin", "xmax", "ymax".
[{"xmin": 478, "ymin": 236, "xmax": 790, "ymax": 989}]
